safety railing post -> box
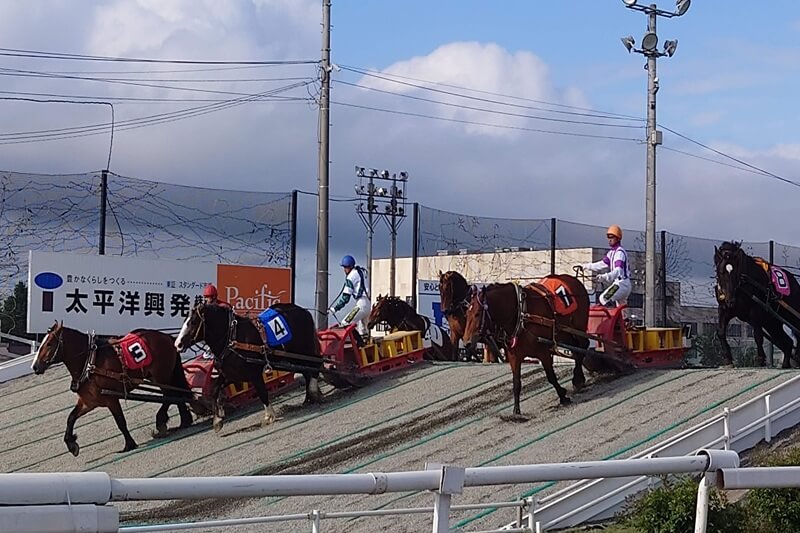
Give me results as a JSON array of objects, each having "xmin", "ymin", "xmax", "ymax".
[
  {"xmin": 526, "ymin": 496, "xmax": 540, "ymax": 533},
  {"xmin": 722, "ymin": 407, "xmax": 731, "ymax": 450},
  {"xmin": 765, "ymin": 395, "xmax": 772, "ymax": 442},
  {"xmin": 310, "ymin": 509, "xmax": 322, "ymax": 533},
  {"xmin": 694, "ymin": 472, "xmax": 712, "ymax": 533},
  {"xmin": 426, "ymin": 463, "xmax": 464, "ymax": 533}
]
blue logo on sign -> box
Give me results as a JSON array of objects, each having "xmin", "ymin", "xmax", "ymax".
[{"xmin": 34, "ymin": 272, "xmax": 63, "ymax": 290}]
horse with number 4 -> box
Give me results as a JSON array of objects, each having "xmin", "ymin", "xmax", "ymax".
[
  {"xmin": 174, "ymin": 302, "xmax": 325, "ymax": 433},
  {"xmin": 31, "ymin": 322, "xmax": 202, "ymax": 456}
]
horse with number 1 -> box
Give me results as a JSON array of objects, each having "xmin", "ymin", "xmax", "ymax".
[
  {"xmin": 463, "ymin": 274, "xmax": 591, "ymax": 415},
  {"xmin": 175, "ymin": 302, "xmax": 325, "ymax": 433}
]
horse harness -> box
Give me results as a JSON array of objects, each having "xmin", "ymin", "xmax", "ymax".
[{"xmin": 477, "ymin": 283, "xmax": 558, "ymax": 351}]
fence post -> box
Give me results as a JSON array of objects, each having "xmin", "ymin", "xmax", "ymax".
[
  {"xmin": 310, "ymin": 509, "xmax": 322, "ymax": 533},
  {"xmin": 722, "ymin": 407, "xmax": 731, "ymax": 450},
  {"xmin": 526, "ymin": 496, "xmax": 540, "ymax": 533},
  {"xmin": 768, "ymin": 240, "xmax": 775, "ymax": 366},
  {"xmin": 765, "ymin": 394, "xmax": 772, "ymax": 442},
  {"xmin": 290, "ymin": 190, "xmax": 298, "ymax": 304},
  {"xmin": 99, "ymin": 170, "xmax": 108, "ymax": 255},
  {"xmin": 694, "ymin": 472, "xmax": 713, "ymax": 533},
  {"xmin": 660, "ymin": 230, "xmax": 667, "ymax": 327},
  {"xmin": 411, "ymin": 202, "xmax": 420, "ymax": 310},
  {"xmin": 550, "ymin": 218, "xmax": 556, "ymax": 276},
  {"xmin": 427, "ymin": 464, "xmax": 464, "ymax": 533}
]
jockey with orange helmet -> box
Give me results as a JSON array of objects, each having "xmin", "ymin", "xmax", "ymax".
[
  {"xmin": 203, "ymin": 284, "xmax": 230, "ymax": 309},
  {"xmin": 582, "ymin": 224, "xmax": 632, "ymax": 310}
]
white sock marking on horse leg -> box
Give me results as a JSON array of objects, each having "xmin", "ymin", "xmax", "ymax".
[
  {"xmin": 309, "ymin": 376, "xmax": 321, "ymax": 397},
  {"xmin": 263, "ymin": 405, "xmax": 277, "ymax": 426}
]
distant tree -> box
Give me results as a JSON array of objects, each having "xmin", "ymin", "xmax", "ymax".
[{"xmin": 0, "ymin": 282, "xmax": 32, "ymax": 339}]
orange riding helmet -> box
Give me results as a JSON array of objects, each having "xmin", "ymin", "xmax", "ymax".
[{"xmin": 606, "ymin": 224, "xmax": 623, "ymax": 240}]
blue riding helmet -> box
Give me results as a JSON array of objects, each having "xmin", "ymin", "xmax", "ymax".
[{"xmin": 340, "ymin": 255, "xmax": 356, "ymax": 268}]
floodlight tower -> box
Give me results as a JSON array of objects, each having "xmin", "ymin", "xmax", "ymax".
[{"xmin": 620, "ymin": 0, "xmax": 690, "ymax": 327}]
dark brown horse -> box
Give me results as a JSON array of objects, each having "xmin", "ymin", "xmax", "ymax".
[
  {"xmin": 438, "ymin": 271, "xmax": 493, "ymax": 362},
  {"xmin": 715, "ymin": 241, "xmax": 800, "ymax": 368},
  {"xmin": 367, "ymin": 295, "xmax": 456, "ymax": 361},
  {"xmin": 463, "ymin": 276, "xmax": 591, "ymax": 415},
  {"xmin": 31, "ymin": 321, "xmax": 196, "ymax": 456},
  {"xmin": 175, "ymin": 303, "xmax": 324, "ymax": 432}
]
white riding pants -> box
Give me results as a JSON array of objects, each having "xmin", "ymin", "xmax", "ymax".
[
  {"xmin": 599, "ymin": 278, "xmax": 632, "ymax": 308},
  {"xmin": 341, "ymin": 297, "xmax": 371, "ymax": 336}
]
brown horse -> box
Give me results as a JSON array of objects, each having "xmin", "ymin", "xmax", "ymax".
[
  {"xmin": 367, "ymin": 295, "xmax": 456, "ymax": 361},
  {"xmin": 438, "ymin": 271, "xmax": 496, "ymax": 362},
  {"xmin": 463, "ymin": 275, "xmax": 591, "ymax": 415},
  {"xmin": 31, "ymin": 321, "xmax": 196, "ymax": 456},
  {"xmin": 174, "ymin": 303, "xmax": 324, "ymax": 433}
]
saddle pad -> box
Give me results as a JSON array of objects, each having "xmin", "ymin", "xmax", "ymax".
[
  {"xmin": 538, "ymin": 277, "xmax": 579, "ymax": 316},
  {"xmin": 258, "ymin": 308, "xmax": 293, "ymax": 347},
  {"xmin": 119, "ymin": 332, "xmax": 154, "ymax": 370},
  {"xmin": 771, "ymin": 266, "xmax": 791, "ymax": 297}
]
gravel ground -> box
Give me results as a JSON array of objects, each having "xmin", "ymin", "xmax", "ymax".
[{"xmin": 1, "ymin": 362, "xmax": 797, "ymax": 533}]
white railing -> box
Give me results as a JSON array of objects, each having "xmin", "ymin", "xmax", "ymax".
[
  {"xmin": 508, "ymin": 372, "xmax": 800, "ymax": 531},
  {"xmin": 0, "ymin": 332, "xmax": 39, "ymax": 384},
  {"xmin": 0, "ymin": 451, "xmax": 739, "ymax": 533}
]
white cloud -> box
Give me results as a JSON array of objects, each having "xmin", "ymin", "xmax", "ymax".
[{"xmin": 0, "ymin": 0, "xmax": 799, "ymax": 310}]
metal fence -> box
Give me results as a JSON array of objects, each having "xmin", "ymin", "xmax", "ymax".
[
  {"xmin": 0, "ymin": 170, "xmax": 297, "ymax": 330},
  {"xmin": 0, "ymin": 450, "xmax": 743, "ymax": 533}
]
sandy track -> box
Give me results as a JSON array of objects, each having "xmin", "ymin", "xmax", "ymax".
[{"xmin": 1, "ymin": 362, "xmax": 796, "ymax": 532}]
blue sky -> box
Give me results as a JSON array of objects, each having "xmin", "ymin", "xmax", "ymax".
[
  {"xmin": 334, "ymin": 0, "xmax": 800, "ymax": 149},
  {"xmin": 1, "ymin": 0, "xmax": 800, "ymax": 310}
]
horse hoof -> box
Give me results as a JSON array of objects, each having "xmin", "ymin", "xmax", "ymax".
[
  {"xmin": 560, "ymin": 397, "xmax": 572, "ymax": 406},
  {"xmin": 121, "ymin": 442, "xmax": 137, "ymax": 453},
  {"xmin": 152, "ymin": 427, "xmax": 168, "ymax": 439},
  {"xmin": 213, "ymin": 417, "xmax": 224, "ymax": 433},
  {"xmin": 66, "ymin": 440, "xmax": 80, "ymax": 457},
  {"xmin": 179, "ymin": 418, "xmax": 193, "ymax": 429},
  {"xmin": 262, "ymin": 405, "xmax": 277, "ymax": 427}
]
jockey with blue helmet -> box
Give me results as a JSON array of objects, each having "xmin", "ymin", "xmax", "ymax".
[{"xmin": 330, "ymin": 255, "xmax": 371, "ymax": 337}]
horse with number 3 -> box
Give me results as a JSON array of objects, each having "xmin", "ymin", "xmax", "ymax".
[{"xmin": 31, "ymin": 322, "xmax": 198, "ymax": 456}]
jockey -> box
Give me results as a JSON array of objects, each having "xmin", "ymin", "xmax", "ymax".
[
  {"xmin": 203, "ymin": 284, "xmax": 231, "ymax": 309},
  {"xmin": 582, "ymin": 224, "xmax": 632, "ymax": 313},
  {"xmin": 330, "ymin": 255, "xmax": 371, "ymax": 338}
]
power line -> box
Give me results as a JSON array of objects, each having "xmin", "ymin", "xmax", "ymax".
[
  {"xmin": 341, "ymin": 64, "xmax": 643, "ymax": 121},
  {"xmin": 0, "ymin": 66, "xmax": 311, "ymax": 98},
  {"xmin": 0, "ymin": 47, "xmax": 317, "ymax": 65},
  {"xmin": 0, "ymin": 81, "xmax": 313, "ymax": 144},
  {"xmin": 0, "ymin": 89, "xmax": 312, "ymax": 104},
  {"xmin": 336, "ymin": 79, "xmax": 643, "ymax": 129},
  {"xmin": 660, "ymin": 125, "xmax": 800, "ymax": 189},
  {"xmin": 332, "ymin": 100, "xmax": 644, "ymax": 142},
  {"xmin": 2, "ymin": 65, "xmax": 276, "ymax": 75}
]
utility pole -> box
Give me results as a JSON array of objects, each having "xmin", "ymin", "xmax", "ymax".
[
  {"xmin": 314, "ymin": 0, "xmax": 332, "ymax": 328},
  {"xmin": 355, "ymin": 167, "xmax": 408, "ymax": 297},
  {"xmin": 620, "ymin": 0, "xmax": 689, "ymax": 326}
]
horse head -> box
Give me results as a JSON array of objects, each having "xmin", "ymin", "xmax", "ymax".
[
  {"xmin": 31, "ymin": 320, "xmax": 65, "ymax": 374},
  {"xmin": 439, "ymin": 271, "xmax": 469, "ymax": 317},
  {"xmin": 715, "ymin": 241, "xmax": 745, "ymax": 307},
  {"xmin": 463, "ymin": 285, "xmax": 488, "ymax": 350},
  {"xmin": 367, "ymin": 295, "xmax": 406, "ymax": 329},
  {"xmin": 175, "ymin": 303, "xmax": 214, "ymax": 352}
]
